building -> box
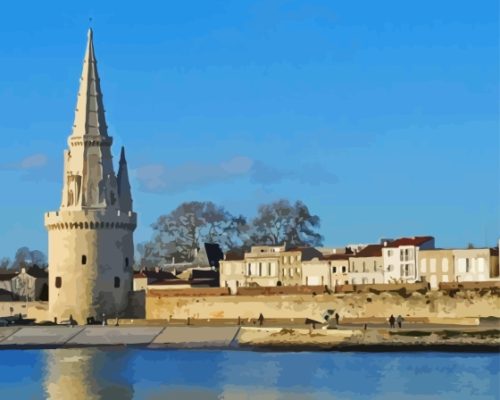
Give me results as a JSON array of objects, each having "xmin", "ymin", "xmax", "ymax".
[
  {"xmin": 381, "ymin": 236, "xmax": 435, "ymax": 283},
  {"xmin": 0, "ymin": 272, "xmax": 18, "ymax": 293},
  {"xmin": 452, "ymin": 248, "xmax": 499, "ymax": 283},
  {"xmin": 219, "ymin": 245, "xmax": 323, "ymax": 292},
  {"xmin": 348, "ymin": 244, "xmax": 385, "ymax": 284},
  {"xmin": 133, "ymin": 269, "xmax": 177, "ymax": 291},
  {"xmin": 418, "ymin": 249, "xmax": 454, "ymax": 289},
  {"xmin": 218, "ymin": 251, "xmax": 246, "ymax": 293},
  {"xmin": 11, "ymin": 266, "xmax": 48, "ymax": 301},
  {"xmin": 44, "ymin": 29, "xmax": 137, "ymax": 323},
  {"xmin": 302, "ymin": 253, "xmax": 351, "ymax": 288}
]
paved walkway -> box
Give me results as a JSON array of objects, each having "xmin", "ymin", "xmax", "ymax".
[{"xmin": 0, "ymin": 326, "xmax": 240, "ymax": 348}]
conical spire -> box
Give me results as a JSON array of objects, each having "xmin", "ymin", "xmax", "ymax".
[
  {"xmin": 71, "ymin": 28, "xmax": 108, "ymax": 137},
  {"xmin": 117, "ymin": 146, "xmax": 133, "ymax": 212}
]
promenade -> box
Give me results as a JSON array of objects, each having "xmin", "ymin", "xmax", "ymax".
[{"xmin": 0, "ymin": 321, "xmax": 498, "ymax": 350}]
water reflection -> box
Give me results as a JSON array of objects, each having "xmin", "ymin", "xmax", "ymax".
[
  {"xmin": 43, "ymin": 348, "xmax": 133, "ymax": 399},
  {"xmin": 7, "ymin": 349, "xmax": 493, "ymax": 399}
]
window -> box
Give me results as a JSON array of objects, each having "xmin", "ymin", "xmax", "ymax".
[
  {"xmin": 114, "ymin": 277, "xmax": 120, "ymax": 288},
  {"xmin": 362, "ymin": 262, "xmax": 367, "ymax": 272},
  {"xmin": 465, "ymin": 259, "xmax": 470, "ymax": 273},
  {"xmin": 81, "ymin": 255, "xmax": 87, "ymax": 265},
  {"xmin": 442, "ymin": 258, "xmax": 449, "ymax": 273},
  {"xmin": 373, "ymin": 260, "xmax": 377, "ymax": 271},
  {"xmin": 421, "ymin": 259, "xmax": 427, "ymax": 273},
  {"xmin": 268, "ymin": 263, "xmax": 271, "ymax": 276},
  {"xmin": 430, "ymin": 258, "xmax": 436, "ymax": 273},
  {"xmin": 125, "ymin": 257, "xmax": 129, "ymax": 267},
  {"xmin": 342, "ymin": 266, "xmax": 346, "ymax": 273},
  {"xmin": 55, "ymin": 277, "xmax": 62, "ymax": 288},
  {"xmin": 259, "ymin": 262, "xmax": 262, "ymax": 276},
  {"xmin": 332, "ymin": 266, "xmax": 337, "ymax": 273},
  {"xmin": 388, "ymin": 250, "xmax": 393, "ymax": 257}
]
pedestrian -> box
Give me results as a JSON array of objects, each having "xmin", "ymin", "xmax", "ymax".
[
  {"xmin": 258, "ymin": 313, "xmax": 264, "ymax": 327},
  {"xmin": 397, "ymin": 315, "xmax": 404, "ymax": 329},
  {"xmin": 335, "ymin": 312, "xmax": 340, "ymax": 325},
  {"xmin": 389, "ymin": 314, "xmax": 395, "ymax": 329}
]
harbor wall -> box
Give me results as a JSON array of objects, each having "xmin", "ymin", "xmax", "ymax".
[{"xmin": 146, "ymin": 290, "xmax": 500, "ymax": 321}]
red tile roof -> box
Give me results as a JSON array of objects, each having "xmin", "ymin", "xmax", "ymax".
[
  {"xmin": 385, "ymin": 236, "xmax": 434, "ymax": 248},
  {"xmin": 353, "ymin": 244, "xmax": 383, "ymax": 258}
]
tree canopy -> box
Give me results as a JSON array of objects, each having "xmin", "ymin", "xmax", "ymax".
[{"xmin": 139, "ymin": 199, "xmax": 323, "ymax": 266}]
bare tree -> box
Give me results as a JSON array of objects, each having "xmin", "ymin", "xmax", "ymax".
[
  {"xmin": 142, "ymin": 201, "xmax": 247, "ymax": 265},
  {"xmin": 249, "ymin": 200, "xmax": 323, "ymax": 247}
]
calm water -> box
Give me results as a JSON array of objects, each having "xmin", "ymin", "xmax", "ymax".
[{"xmin": 0, "ymin": 349, "xmax": 498, "ymax": 399}]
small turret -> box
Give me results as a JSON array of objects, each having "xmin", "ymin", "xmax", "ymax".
[{"xmin": 117, "ymin": 146, "xmax": 133, "ymax": 212}]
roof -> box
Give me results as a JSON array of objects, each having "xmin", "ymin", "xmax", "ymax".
[
  {"xmin": 352, "ymin": 244, "xmax": 383, "ymax": 258},
  {"xmin": 148, "ymin": 278, "xmax": 214, "ymax": 286},
  {"xmin": 385, "ymin": 236, "xmax": 434, "ymax": 248},
  {"xmin": 133, "ymin": 270, "xmax": 177, "ymax": 280},
  {"xmin": 0, "ymin": 273, "xmax": 18, "ymax": 281},
  {"xmin": 288, "ymin": 247, "xmax": 324, "ymax": 261},
  {"xmin": 71, "ymin": 28, "xmax": 109, "ymax": 138},
  {"xmin": 26, "ymin": 266, "xmax": 48, "ymax": 278},
  {"xmin": 0, "ymin": 288, "xmax": 14, "ymax": 298},
  {"xmin": 322, "ymin": 254, "xmax": 351, "ymax": 261},
  {"xmin": 224, "ymin": 250, "xmax": 245, "ymax": 261},
  {"xmin": 191, "ymin": 269, "xmax": 218, "ymax": 280}
]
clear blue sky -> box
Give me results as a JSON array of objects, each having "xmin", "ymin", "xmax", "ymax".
[{"xmin": 0, "ymin": 0, "xmax": 498, "ymax": 259}]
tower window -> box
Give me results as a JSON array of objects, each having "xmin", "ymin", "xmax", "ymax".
[
  {"xmin": 114, "ymin": 277, "xmax": 120, "ymax": 288},
  {"xmin": 82, "ymin": 255, "xmax": 87, "ymax": 265},
  {"xmin": 55, "ymin": 277, "xmax": 62, "ymax": 288},
  {"xmin": 125, "ymin": 257, "xmax": 129, "ymax": 267}
]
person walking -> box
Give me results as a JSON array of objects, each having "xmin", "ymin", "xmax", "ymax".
[
  {"xmin": 335, "ymin": 313, "xmax": 340, "ymax": 325},
  {"xmin": 389, "ymin": 314, "xmax": 395, "ymax": 329},
  {"xmin": 258, "ymin": 313, "xmax": 264, "ymax": 327},
  {"xmin": 396, "ymin": 315, "xmax": 404, "ymax": 329}
]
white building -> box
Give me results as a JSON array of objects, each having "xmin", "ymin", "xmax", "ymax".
[{"xmin": 381, "ymin": 236, "xmax": 435, "ymax": 283}]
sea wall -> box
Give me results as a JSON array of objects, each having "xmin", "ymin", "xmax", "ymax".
[
  {"xmin": 146, "ymin": 290, "xmax": 500, "ymax": 321},
  {"xmin": 0, "ymin": 301, "xmax": 49, "ymax": 321}
]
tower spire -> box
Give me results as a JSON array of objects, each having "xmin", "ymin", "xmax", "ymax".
[
  {"xmin": 117, "ymin": 146, "xmax": 133, "ymax": 212},
  {"xmin": 71, "ymin": 28, "xmax": 108, "ymax": 137}
]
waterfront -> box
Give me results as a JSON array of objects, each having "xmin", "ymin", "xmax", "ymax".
[{"xmin": 0, "ymin": 349, "xmax": 498, "ymax": 399}]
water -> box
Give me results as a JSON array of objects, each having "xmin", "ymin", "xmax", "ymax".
[{"xmin": 0, "ymin": 349, "xmax": 498, "ymax": 399}]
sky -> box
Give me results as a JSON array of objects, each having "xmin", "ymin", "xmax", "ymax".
[{"xmin": 0, "ymin": 0, "xmax": 498, "ymax": 259}]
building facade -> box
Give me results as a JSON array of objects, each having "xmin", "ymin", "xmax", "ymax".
[
  {"xmin": 382, "ymin": 236, "xmax": 435, "ymax": 283},
  {"xmin": 453, "ymin": 248, "xmax": 499, "ymax": 282},
  {"xmin": 11, "ymin": 267, "xmax": 48, "ymax": 301},
  {"xmin": 45, "ymin": 29, "xmax": 136, "ymax": 323},
  {"xmin": 418, "ymin": 249, "xmax": 454, "ymax": 289},
  {"xmin": 348, "ymin": 244, "xmax": 385, "ymax": 284}
]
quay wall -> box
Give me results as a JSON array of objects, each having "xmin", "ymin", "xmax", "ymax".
[{"xmin": 146, "ymin": 290, "xmax": 500, "ymax": 321}]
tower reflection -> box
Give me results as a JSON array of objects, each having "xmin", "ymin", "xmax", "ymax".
[{"xmin": 42, "ymin": 348, "xmax": 133, "ymax": 399}]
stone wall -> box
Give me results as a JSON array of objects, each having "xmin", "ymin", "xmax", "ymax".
[
  {"xmin": 146, "ymin": 290, "xmax": 500, "ymax": 321},
  {"xmin": 0, "ymin": 301, "xmax": 49, "ymax": 321}
]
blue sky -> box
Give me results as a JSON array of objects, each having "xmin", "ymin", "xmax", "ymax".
[{"xmin": 0, "ymin": 0, "xmax": 498, "ymax": 258}]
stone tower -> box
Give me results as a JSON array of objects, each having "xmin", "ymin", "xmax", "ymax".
[{"xmin": 45, "ymin": 29, "xmax": 136, "ymax": 323}]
